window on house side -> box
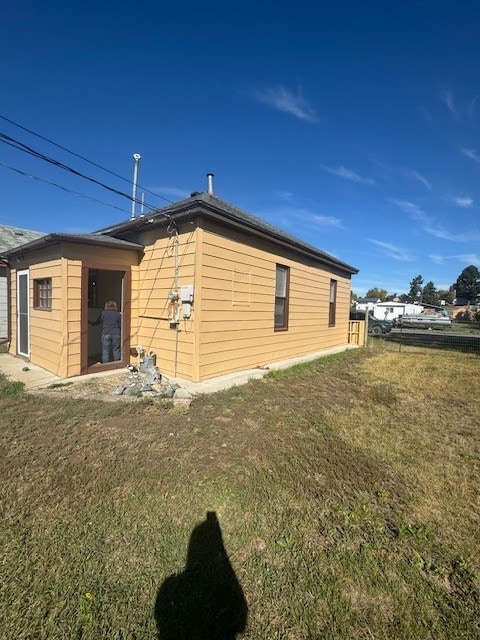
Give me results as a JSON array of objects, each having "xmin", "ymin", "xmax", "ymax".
[
  {"xmin": 329, "ymin": 279, "xmax": 337, "ymax": 326},
  {"xmin": 34, "ymin": 278, "xmax": 52, "ymax": 310},
  {"xmin": 274, "ymin": 264, "xmax": 289, "ymax": 330}
]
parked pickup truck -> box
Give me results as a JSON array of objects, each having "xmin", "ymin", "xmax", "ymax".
[
  {"xmin": 396, "ymin": 312, "xmax": 452, "ymax": 330},
  {"xmin": 350, "ymin": 311, "xmax": 393, "ymax": 335}
]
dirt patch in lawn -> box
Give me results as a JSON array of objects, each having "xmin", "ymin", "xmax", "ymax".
[
  {"xmin": 34, "ymin": 371, "xmax": 138, "ymax": 401},
  {"xmin": 33, "ymin": 369, "xmax": 186, "ymax": 403}
]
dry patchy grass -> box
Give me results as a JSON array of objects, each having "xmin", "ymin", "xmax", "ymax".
[{"xmin": 0, "ymin": 345, "xmax": 479, "ymax": 639}]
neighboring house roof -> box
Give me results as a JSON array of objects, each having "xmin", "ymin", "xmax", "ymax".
[
  {"xmin": 375, "ymin": 301, "xmax": 423, "ymax": 307},
  {"xmin": 357, "ymin": 297, "xmax": 379, "ymax": 304},
  {"xmin": 0, "ymin": 224, "xmax": 45, "ymax": 254},
  {"xmin": 375, "ymin": 301, "xmax": 408, "ymax": 307},
  {"xmin": 421, "ymin": 303, "xmax": 443, "ymax": 309},
  {"xmin": 96, "ymin": 192, "xmax": 359, "ymax": 275},
  {"xmin": 2, "ymin": 233, "xmax": 143, "ymax": 258}
]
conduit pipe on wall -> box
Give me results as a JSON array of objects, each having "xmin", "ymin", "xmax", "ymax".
[{"xmin": 173, "ymin": 227, "xmax": 180, "ymax": 377}]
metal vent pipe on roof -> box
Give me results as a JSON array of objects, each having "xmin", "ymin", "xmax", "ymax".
[{"xmin": 207, "ymin": 172, "xmax": 214, "ymax": 195}]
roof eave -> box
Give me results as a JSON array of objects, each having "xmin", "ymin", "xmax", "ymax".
[
  {"xmin": 3, "ymin": 233, "xmax": 143, "ymax": 258},
  {"xmin": 197, "ymin": 204, "xmax": 359, "ymax": 275},
  {"xmin": 104, "ymin": 198, "xmax": 359, "ymax": 275}
]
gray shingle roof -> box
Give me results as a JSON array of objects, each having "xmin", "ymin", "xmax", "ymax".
[
  {"xmin": 2, "ymin": 232, "xmax": 143, "ymax": 258},
  {"xmin": 1, "ymin": 195, "xmax": 358, "ymax": 275},
  {"xmin": 96, "ymin": 192, "xmax": 358, "ymax": 274},
  {"xmin": 0, "ymin": 225, "xmax": 45, "ymax": 254}
]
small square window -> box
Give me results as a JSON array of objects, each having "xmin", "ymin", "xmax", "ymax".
[{"xmin": 34, "ymin": 278, "xmax": 52, "ymax": 310}]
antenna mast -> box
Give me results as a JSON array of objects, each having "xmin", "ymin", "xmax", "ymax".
[{"xmin": 131, "ymin": 153, "xmax": 141, "ymax": 218}]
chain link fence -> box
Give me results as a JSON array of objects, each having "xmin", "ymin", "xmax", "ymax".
[{"xmin": 369, "ymin": 320, "xmax": 480, "ymax": 354}]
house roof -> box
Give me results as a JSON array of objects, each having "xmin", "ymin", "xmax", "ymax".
[
  {"xmin": 357, "ymin": 297, "xmax": 379, "ymax": 303},
  {"xmin": 2, "ymin": 233, "xmax": 143, "ymax": 258},
  {"xmin": 0, "ymin": 224, "xmax": 45, "ymax": 254},
  {"xmin": 96, "ymin": 192, "xmax": 359, "ymax": 275}
]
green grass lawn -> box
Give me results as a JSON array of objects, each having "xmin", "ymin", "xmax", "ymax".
[
  {"xmin": 0, "ymin": 344, "xmax": 479, "ymax": 639},
  {"xmin": 451, "ymin": 321, "xmax": 480, "ymax": 334}
]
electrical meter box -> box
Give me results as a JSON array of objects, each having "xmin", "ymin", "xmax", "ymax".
[{"xmin": 180, "ymin": 285, "xmax": 194, "ymax": 302}]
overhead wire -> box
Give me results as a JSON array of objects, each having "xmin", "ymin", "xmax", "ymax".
[
  {"xmin": 0, "ymin": 131, "xmax": 169, "ymax": 216},
  {"xmin": 0, "ymin": 161, "xmax": 136, "ymax": 216},
  {"xmin": 0, "ymin": 113, "xmax": 175, "ymax": 205},
  {"xmin": 0, "ymin": 118, "xmax": 181, "ymax": 231}
]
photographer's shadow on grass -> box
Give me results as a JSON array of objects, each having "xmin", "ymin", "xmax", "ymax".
[{"xmin": 155, "ymin": 511, "xmax": 248, "ymax": 639}]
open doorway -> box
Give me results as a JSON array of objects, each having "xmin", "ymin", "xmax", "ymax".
[{"xmin": 87, "ymin": 269, "xmax": 124, "ymax": 367}]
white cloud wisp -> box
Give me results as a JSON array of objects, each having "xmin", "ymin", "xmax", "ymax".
[
  {"xmin": 311, "ymin": 214, "xmax": 344, "ymax": 229},
  {"xmin": 368, "ymin": 239, "xmax": 413, "ymax": 262},
  {"xmin": 252, "ymin": 85, "xmax": 318, "ymax": 122},
  {"xmin": 392, "ymin": 199, "xmax": 480, "ymax": 242},
  {"xmin": 149, "ymin": 186, "xmax": 190, "ymax": 199},
  {"xmin": 462, "ymin": 148, "xmax": 480, "ymax": 163},
  {"xmin": 321, "ymin": 165, "xmax": 374, "ymax": 185},
  {"xmin": 440, "ymin": 90, "xmax": 459, "ymax": 119},
  {"xmin": 453, "ymin": 196, "xmax": 473, "ymax": 208},
  {"xmin": 411, "ymin": 170, "xmax": 432, "ymax": 190},
  {"xmin": 430, "ymin": 253, "xmax": 480, "ymax": 267}
]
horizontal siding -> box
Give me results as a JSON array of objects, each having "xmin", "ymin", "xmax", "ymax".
[
  {"xmin": 8, "ymin": 222, "xmax": 354, "ymax": 383},
  {"xmin": 133, "ymin": 228, "xmax": 197, "ymax": 379},
  {"xmin": 65, "ymin": 260, "xmax": 82, "ymax": 377},
  {"xmin": 10, "ymin": 244, "xmax": 139, "ymax": 378},
  {"xmin": 24, "ymin": 260, "xmax": 64, "ymax": 375},
  {"xmin": 29, "ymin": 343, "xmax": 63, "ymax": 370},
  {"xmin": 197, "ymin": 222, "xmax": 352, "ymax": 380},
  {"xmin": 64, "ymin": 245, "xmax": 139, "ymax": 266},
  {"xmin": 30, "ymin": 323, "xmax": 61, "ymax": 342}
]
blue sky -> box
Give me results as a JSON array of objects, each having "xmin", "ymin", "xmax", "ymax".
[{"xmin": 1, "ymin": 1, "xmax": 480, "ymax": 295}]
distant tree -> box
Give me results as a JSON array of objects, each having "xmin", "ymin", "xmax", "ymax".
[
  {"xmin": 386, "ymin": 292, "xmax": 397, "ymax": 301},
  {"xmin": 408, "ymin": 275, "xmax": 424, "ymax": 302},
  {"xmin": 399, "ymin": 293, "xmax": 410, "ymax": 303},
  {"xmin": 365, "ymin": 288, "xmax": 388, "ymax": 301},
  {"xmin": 437, "ymin": 287, "xmax": 455, "ymax": 304},
  {"xmin": 453, "ymin": 265, "xmax": 480, "ymax": 302},
  {"xmin": 422, "ymin": 281, "xmax": 438, "ymax": 305}
]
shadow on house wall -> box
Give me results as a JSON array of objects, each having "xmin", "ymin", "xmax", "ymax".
[{"xmin": 155, "ymin": 511, "xmax": 248, "ymax": 639}]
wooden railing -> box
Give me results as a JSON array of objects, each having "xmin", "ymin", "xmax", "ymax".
[{"xmin": 348, "ymin": 320, "xmax": 365, "ymax": 346}]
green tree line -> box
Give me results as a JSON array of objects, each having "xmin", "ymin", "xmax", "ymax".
[{"xmin": 362, "ymin": 265, "xmax": 480, "ymax": 305}]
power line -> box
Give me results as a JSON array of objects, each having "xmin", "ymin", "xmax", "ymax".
[
  {"xmin": 0, "ymin": 160, "xmax": 138, "ymax": 216},
  {"xmin": 0, "ymin": 131, "xmax": 170, "ymax": 217},
  {"xmin": 0, "ymin": 113, "xmax": 174, "ymax": 205}
]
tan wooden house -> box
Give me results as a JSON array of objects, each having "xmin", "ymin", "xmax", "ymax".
[{"xmin": 5, "ymin": 192, "xmax": 358, "ymax": 381}]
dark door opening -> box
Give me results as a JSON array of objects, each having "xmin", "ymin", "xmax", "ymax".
[
  {"xmin": 17, "ymin": 270, "xmax": 29, "ymax": 356},
  {"xmin": 87, "ymin": 269, "xmax": 124, "ymax": 367}
]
